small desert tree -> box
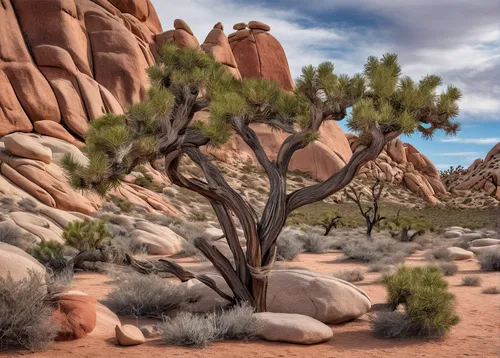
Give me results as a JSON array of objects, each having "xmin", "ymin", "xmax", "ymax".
[
  {"xmin": 345, "ymin": 180, "xmax": 386, "ymax": 238},
  {"xmin": 64, "ymin": 43, "xmax": 461, "ymax": 312},
  {"xmin": 316, "ymin": 211, "xmax": 342, "ymax": 236}
]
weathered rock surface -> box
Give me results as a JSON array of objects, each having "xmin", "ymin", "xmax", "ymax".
[
  {"xmin": 0, "ymin": 242, "xmax": 46, "ymax": 282},
  {"xmin": 444, "ymin": 142, "xmax": 500, "ymax": 199},
  {"xmin": 229, "ymin": 21, "xmax": 294, "ymax": 91},
  {"xmin": 185, "ymin": 270, "xmax": 371, "ymax": 324},
  {"xmin": 255, "ymin": 312, "xmax": 333, "ymax": 345},
  {"xmin": 472, "ymin": 239, "xmax": 500, "ymax": 247},
  {"xmin": 202, "ymin": 23, "xmax": 242, "ymax": 79},
  {"xmin": 446, "ymin": 247, "xmax": 475, "ymax": 261},
  {"xmin": 90, "ymin": 302, "xmax": 121, "ymax": 339},
  {"xmin": 53, "ymin": 292, "xmax": 97, "ymax": 341},
  {"xmin": 115, "ymin": 325, "xmax": 145, "ymax": 346}
]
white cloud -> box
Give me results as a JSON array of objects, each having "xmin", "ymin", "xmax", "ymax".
[
  {"xmin": 441, "ymin": 137, "xmax": 500, "ymax": 144},
  {"xmin": 435, "ymin": 152, "xmax": 481, "ymax": 156}
]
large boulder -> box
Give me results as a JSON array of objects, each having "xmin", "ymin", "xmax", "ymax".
[
  {"xmin": 0, "ymin": 242, "xmax": 46, "ymax": 282},
  {"xmin": 185, "ymin": 270, "xmax": 371, "ymax": 324},
  {"xmin": 3, "ymin": 133, "xmax": 52, "ymax": 164},
  {"xmin": 229, "ymin": 21, "xmax": 294, "ymax": 91},
  {"xmin": 89, "ymin": 302, "xmax": 121, "ymax": 339},
  {"xmin": 255, "ymin": 312, "xmax": 333, "ymax": 345},
  {"xmin": 446, "ymin": 247, "xmax": 475, "ymax": 261},
  {"xmin": 202, "ymin": 23, "xmax": 241, "ymax": 79},
  {"xmin": 471, "ymin": 239, "xmax": 500, "ymax": 247},
  {"xmin": 52, "ymin": 291, "xmax": 97, "ymax": 341}
]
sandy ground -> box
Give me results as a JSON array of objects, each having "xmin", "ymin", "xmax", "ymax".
[{"xmin": 3, "ymin": 251, "xmax": 500, "ymax": 358}]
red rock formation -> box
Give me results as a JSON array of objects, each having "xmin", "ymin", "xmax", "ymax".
[
  {"xmin": 228, "ymin": 21, "xmax": 294, "ymax": 91},
  {"xmin": 53, "ymin": 293, "xmax": 97, "ymax": 341},
  {"xmin": 202, "ymin": 23, "xmax": 242, "ymax": 79},
  {"xmin": 156, "ymin": 19, "xmax": 200, "ymax": 50},
  {"xmin": 0, "ymin": 0, "xmax": 162, "ymax": 139}
]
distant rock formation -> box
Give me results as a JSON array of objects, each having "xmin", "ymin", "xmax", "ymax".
[{"xmin": 444, "ymin": 143, "xmax": 500, "ymax": 198}]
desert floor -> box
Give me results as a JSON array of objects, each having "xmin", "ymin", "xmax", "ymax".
[{"xmin": 3, "ymin": 251, "xmax": 500, "ymax": 358}]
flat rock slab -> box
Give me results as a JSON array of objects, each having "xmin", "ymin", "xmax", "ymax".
[
  {"xmin": 471, "ymin": 239, "xmax": 500, "ymax": 247},
  {"xmin": 255, "ymin": 313, "xmax": 333, "ymax": 345},
  {"xmin": 447, "ymin": 247, "xmax": 475, "ymax": 260}
]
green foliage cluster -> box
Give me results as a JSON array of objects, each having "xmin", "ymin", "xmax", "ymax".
[
  {"xmin": 29, "ymin": 241, "xmax": 65, "ymax": 264},
  {"xmin": 376, "ymin": 265, "xmax": 460, "ymax": 338},
  {"xmin": 62, "ymin": 219, "xmax": 112, "ymax": 252}
]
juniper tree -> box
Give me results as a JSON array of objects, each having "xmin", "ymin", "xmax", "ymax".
[{"xmin": 63, "ymin": 43, "xmax": 461, "ymax": 312}]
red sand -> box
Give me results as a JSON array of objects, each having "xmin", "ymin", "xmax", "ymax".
[{"xmin": 4, "ymin": 251, "xmax": 500, "ymax": 358}]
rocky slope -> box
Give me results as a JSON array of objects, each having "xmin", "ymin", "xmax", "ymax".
[
  {"xmin": 443, "ymin": 143, "xmax": 500, "ymax": 199},
  {"xmin": 0, "ymin": 0, "xmax": 455, "ymax": 212}
]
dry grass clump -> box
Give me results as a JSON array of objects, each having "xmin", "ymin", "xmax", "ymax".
[
  {"xmin": 481, "ymin": 286, "xmax": 500, "ymax": 294},
  {"xmin": 0, "ymin": 222, "xmax": 37, "ymax": 250},
  {"xmin": 424, "ymin": 247, "xmax": 452, "ymax": 262},
  {"xmin": 0, "ymin": 271, "xmax": 59, "ymax": 351},
  {"xmin": 333, "ymin": 269, "xmax": 365, "ymax": 282},
  {"xmin": 461, "ymin": 276, "xmax": 482, "ymax": 287},
  {"xmin": 477, "ymin": 251, "xmax": 500, "ymax": 271},
  {"xmin": 439, "ymin": 262, "xmax": 458, "ymax": 276},
  {"xmin": 372, "ymin": 265, "xmax": 460, "ymax": 339},
  {"xmin": 159, "ymin": 303, "xmax": 257, "ymax": 347},
  {"xmin": 276, "ymin": 230, "xmax": 303, "ymax": 261},
  {"xmin": 104, "ymin": 273, "xmax": 198, "ymax": 318},
  {"xmin": 342, "ymin": 237, "xmax": 418, "ymax": 264}
]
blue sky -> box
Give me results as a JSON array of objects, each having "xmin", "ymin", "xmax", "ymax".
[{"xmin": 151, "ymin": 0, "xmax": 500, "ymax": 170}]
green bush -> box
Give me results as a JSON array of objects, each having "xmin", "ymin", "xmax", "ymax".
[
  {"xmin": 0, "ymin": 271, "xmax": 59, "ymax": 351},
  {"xmin": 373, "ymin": 265, "xmax": 460, "ymax": 338},
  {"xmin": 30, "ymin": 241, "xmax": 65, "ymax": 264},
  {"xmin": 63, "ymin": 219, "xmax": 112, "ymax": 251}
]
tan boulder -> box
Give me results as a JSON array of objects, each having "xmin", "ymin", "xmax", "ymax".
[
  {"xmin": 115, "ymin": 325, "xmax": 145, "ymax": 346},
  {"xmin": 446, "ymin": 247, "xmax": 475, "ymax": 261},
  {"xmin": 0, "ymin": 242, "xmax": 46, "ymax": 282},
  {"xmin": 3, "ymin": 133, "xmax": 52, "ymax": 164},
  {"xmin": 202, "ymin": 23, "xmax": 242, "ymax": 79},
  {"xmin": 185, "ymin": 270, "xmax": 371, "ymax": 324},
  {"xmin": 233, "ymin": 22, "xmax": 248, "ymax": 30},
  {"xmin": 9, "ymin": 211, "xmax": 64, "ymax": 243},
  {"xmin": 468, "ymin": 245, "xmax": 500, "ymax": 255},
  {"xmin": 386, "ymin": 139, "xmax": 407, "ymax": 164},
  {"xmin": 90, "ymin": 303, "xmax": 121, "ymax": 339},
  {"xmin": 248, "ymin": 21, "xmax": 271, "ymax": 31},
  {"xmin": 471, "ymin": 239, "xmax": 500, "ymax": 247},
  {"xmin": 255, "ymin": 313, "xmax": 333, "ymax": 345},
  {"xmin": 130, "ymin": 229, "xmax": 178, "ymax": 255},
  {"xmin": 33, "ymin": 121, "xmax": 83, "ymax": 147}
]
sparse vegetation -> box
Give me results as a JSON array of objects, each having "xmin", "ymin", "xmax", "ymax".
[
  {"xmin": 0, "ymin": 272, "xmax": 59, "ymax": 351},
  {"xmin": 0, "ymin": 222, "xmax": 36, "ymax": 250},
  {"xmin": 333, "ymin": 269, "xmax": 365, "ymax": 282},
  {"xmin": 477, "ymin": 251, "xmax": 500, "ymax": 271},
  {"xmin": 439, "ymin": 262, "xmax": 458, "ymax": 276},
  {"xmin": 342, "ymin": 237, "xmax": 418, "ymax": 264},
  {"xmin": 16, "ymin": 198, "xmax": 39, "ymax": 213},
  {"xmin": 276, "ymin": 230, "xmax": 303, "ymax": 261},
  {"xmin": 104, "ymin": 273, "xmax": 198, "ymax": 318},
  {"xmin": 425, "ymin": 247, "xmax": 452, "ymax": 262},
  {"xmin": 316, "ymin": 211, "xmax": 342, "ymax": 236},
  {"xmin": 461, "ymin": 276, "xmax": 482, "ymax": 287},
  {"xmin": 159, "ymin": 304, "xmax": 257, "ymax": 347},
  {"xmin": 30, "ymin": 241, "xmax": 65, "ymax": 264},
  {"xmin": 299, "ymin": 233, "xmax": 330, "ymax": 253},
  {"xmin": 481, "ymin": 286, "xmax": 500, "ymax": 294},
  {"xmin": 373, "ymin": 266, "xmax": 460, "ymax": 338}
]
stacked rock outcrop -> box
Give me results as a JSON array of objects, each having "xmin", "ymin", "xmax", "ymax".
[
  {"xmin": 444, "ymin": 143, "xmax": 500, "ymax": 198},
  {"xmin": 228, "ymin": 21, "xmax": 294, "ymax": 91}
]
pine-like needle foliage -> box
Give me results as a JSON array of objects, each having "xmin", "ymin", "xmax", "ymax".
[{"xmin": 348, "ymin": 54, "xmax": 461, "ymax": 141}]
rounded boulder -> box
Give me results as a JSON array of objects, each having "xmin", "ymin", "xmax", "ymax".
[
  {"xmin": 115, "ymin": 325, "xmax": 145, "ymax": 346},
  {"xmin": 52, "ymin": 292, "xmax": 97, "ymax": 341}
]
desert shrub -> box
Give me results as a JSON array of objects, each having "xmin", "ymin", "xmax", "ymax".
[
  {"xmin": 46, "ymin": 266, "xmax": 74, "ymax": 294},
  {"xmin": 30, "ymin": 241, "xmax": 65, "ymax": 264},
  {"xmin": 481, "ymin": 286, "xmax": 500, "ymax": 294},
  {"xmin": 333, "ymin": 269, "xmax": 365, "ymax": 282},
  {"xmin": 276, "ymin": 230, "xmax": 303, "ymax": 261},
  {"xmin": 63, "ymin": 219, "xmax": 112, "ymax": 252},
  {"xmin": 477, "ymin": 251, "xmax": 500, "ymax": 271},
  {"xmin": 439, "ymin": 262, "xmax": 458, "ymax": 276},
  {"xmin": 159, "ymin": 304, "xmax": 257, "ymax": 347},
  {"xmin": 190, "ymin": 211, "xmax": 208, "ymax": 222},
  {"xmin": 461, "ymin": 276, "xmax": 482, "ymax": 286},
  {"xmin": 373, "ymin": 265, "xmax": 460, "ymax": 338},
  {"xmin": 342, "ymin": 237, "xmax": 417, "ymax": 264},
  {"xmin": 0, "ymin": 271, "xmax": 59, "ymax": 351},
  {"xmin": 425, "ymin": 247, "xmax": 452, "ymax": 262},
  {"xmin": 104, "ymin": 273, "xmax": 197, "ymax": 318},
  {"xmin": 299, "ymin": 233, "xmax": 330, "ymax": 253},
  {"xmin": 109, "ymin": 195, "xmax": 134, "ymax": 213},
  {"xmin": 452, "ymin": 240, "xmax": 471, "ymax": 249},
  {"xmin": 0, "ymin": 222, "xmax": 36, "ymax": 250},
  {"xmin": 368, "ymin": 263, "xmax": 395, "ymax": 273}
]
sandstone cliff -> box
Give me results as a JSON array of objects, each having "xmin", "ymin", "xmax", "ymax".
[{"xmin": 0, "ymin": 0, "xmax": 449, "ymax": 213}]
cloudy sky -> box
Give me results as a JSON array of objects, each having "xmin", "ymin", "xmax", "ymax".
[{"xmin": 151, "ymin": 0, "xmax": 500, "ymax": 170}]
